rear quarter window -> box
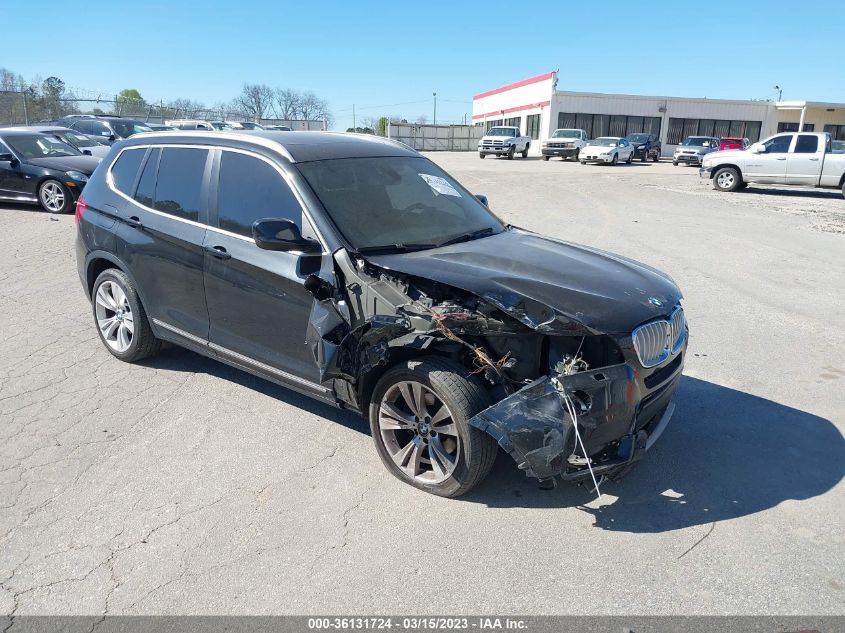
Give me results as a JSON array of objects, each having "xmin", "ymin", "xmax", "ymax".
[{"xmin": 110, "ymin": 148, "xmax": 145, "ymax": 196}]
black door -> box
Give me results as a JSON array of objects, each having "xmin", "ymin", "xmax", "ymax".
[
  {"xmin": 0, "ymin": 140, "xmax": 32, "ymax": 198},
  {"xmin": 203, "ymin": 149, "xmax": 324, "ymax": 386},
  {"xmin": 116, "ymin": 146, "xmax": 212, "ymax": 342}
]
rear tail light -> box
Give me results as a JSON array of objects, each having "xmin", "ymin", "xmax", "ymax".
[{"xmin": 75, "ymin": 196, "xmax": 88, "ymax": 225}]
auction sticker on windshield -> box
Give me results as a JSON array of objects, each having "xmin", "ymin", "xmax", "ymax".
[{"xmin": 419, "ymin": 173, "xmax": 461, "ymax": 197}]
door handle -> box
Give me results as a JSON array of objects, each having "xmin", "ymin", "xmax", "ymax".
[
  {"xmin": 125, "ymin": 215, "xmax": 143, "ymax": 228},
  {"xmin": 776, "ymin": 157, "xmax": 786, "ymax": 160},
  {"xmin": 204, "ymin": 245, "xmax": 231, "ymax": 260},
  {"xmin": 808, "ymin": 157, "xmax": 820, "ymax": 161}
]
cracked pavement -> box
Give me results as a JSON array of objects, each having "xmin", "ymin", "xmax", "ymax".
[{"xmin": 1, "ymin": 156, "xmax": 843, "ymax": 615}]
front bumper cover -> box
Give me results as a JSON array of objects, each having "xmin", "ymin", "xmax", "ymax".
[
  {"xmin": 468, "ymin": 357, "xmax": 682, "ymax": 481},
  {"xmin": 542, "ymin": 147, "xmax": 578, "ymax": 157},
  {"xmin": 699, "ymin": 167, "xmax": 712, "ymax": 178}
]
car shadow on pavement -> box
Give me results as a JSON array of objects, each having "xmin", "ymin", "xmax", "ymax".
[
  {"xmin": 463, "ymin": 376, "xmax": 845, "ymax": 534},
  {"xmin": 140, "ymin": 346, "xmax": 368, "ymax": 435},
  {"xmin": 742, "ymin": 187, "xmax": 843, "ymax": 200}
]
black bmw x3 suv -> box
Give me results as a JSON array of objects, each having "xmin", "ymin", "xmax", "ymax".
[{"xmin": 75, "ymin": 131, "xmax": 687, "ymax": 497}]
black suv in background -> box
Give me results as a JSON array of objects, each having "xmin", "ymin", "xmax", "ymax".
[
  {"xmin": 61, "ymin": 115, "xmax": 152, "ymax": 144},
  {"xmin": 75, "ymin": 131, "xmax": 686, "ymax": 497},
  {"xmin": 624, "ymin": 133, "xmax": 661, "ymax": 162}
]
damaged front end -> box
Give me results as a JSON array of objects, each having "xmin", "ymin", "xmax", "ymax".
[{"xmin": 305, "ymin": 241, "xmax": 686, "ymax": 485}]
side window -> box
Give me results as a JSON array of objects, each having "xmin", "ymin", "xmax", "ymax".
[
  {"xmin": 91, "ymin": 121, "xmax": 110, "ymax": 137},
  {"xmin": 153, "ymin": 148, "xmax": 209, "ymax": 222},
  {"xmin": 74, "ymin": 120, "xmax": 93, "ymax": 134},
  {"xmin": 764, "ymin": 135, "xmax": 792, "ymax": 153},
  {"xmin": 217, "ymin": 151, "xmax": 303, "ymax": 237},
  {"xmin": 794, "ymin": 135, "xmax": 818, "ymax": 154},
  {"xmin": 134, "ymin": 148, "xmax": 160, "ymax": 208},
  {"xmin": 110, "ymin": 148, "xmax": 145, "ymax": 196}
]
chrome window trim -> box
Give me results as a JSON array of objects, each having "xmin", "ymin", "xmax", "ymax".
[
  {"xmin": 152, "ymin": 318, "xmax": 329, "ymax": 394},
  {"xmin": 105, "ymin": 143, "xmax": 329, "ymax": 254}
]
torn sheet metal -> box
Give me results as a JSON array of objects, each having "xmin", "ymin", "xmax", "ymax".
[{"xmin": 468, "ymin": 363, "xmax": 643, "ymax": 480}]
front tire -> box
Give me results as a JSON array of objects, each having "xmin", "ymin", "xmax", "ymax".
[
  {"xmin": 521, "ymin": 144, "xmax": 529, "ymax": 158},
  {"xmin": 369, "ymin": 357, "xmax": 497, "ymax": 497},
  {"xmin": 543, "ymin": 155, "xmax": 550, "ymax": 161},
  {"xmin": 479, "ymin": 152, "xmax": 485, "ymax": 159},
  {"xmin": 506, "ymin": 146, "xmax": 515, "ymax": 160},
  {"xmin": 673, "ymin": 160, "xmax": 679, "ymax": 166},
  {"xmin": 652, "ymin": 152, "xmax": 660, "ymax": 162},
  {"xmin": 38, "ymin": 179, "xmax": 72, "ymax": 214},
  {"xmin": 611, "ymin": 153, "xmax": 618, "ymax": 166},
  {"xmin": 713, "ymin": 167, "xmax": 742, "ymax": 192},
  {"xmin": 92, "ymin": 269, "xmax": 161, "ymax": 362}
]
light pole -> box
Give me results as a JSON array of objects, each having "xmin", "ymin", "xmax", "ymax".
[
  {"xmin": 773, "ymin": 85, "xmax": 782, "ymax": 101},
  {"xmin": 433, "ymin": 92, "xmax": 437, "ymax": 126}
]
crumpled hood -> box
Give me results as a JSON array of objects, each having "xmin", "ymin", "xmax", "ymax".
[
  {"xmin": 27, "ymin": 155, "xmax": 101, "ymax": 173},
  {"xmin": 367, "ymin": 228, "xmax": 682, "ymax": 335}
]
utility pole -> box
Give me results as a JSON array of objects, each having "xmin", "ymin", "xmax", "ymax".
[
  {"xmin": 352, "ymin": 104, "xmax": 356, "ymax": 131},
  {"xmin": 20, "ymin": 80, "xmax": 28, "ymax": 125},
  {"xmin": 433, "ymin": 92, "xmax": 437, "ymax": 126}
]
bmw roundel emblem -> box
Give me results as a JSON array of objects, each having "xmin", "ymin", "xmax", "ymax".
[{"xmin": 648, "ymin": 297, "xmax": 663, "ymax": 307}]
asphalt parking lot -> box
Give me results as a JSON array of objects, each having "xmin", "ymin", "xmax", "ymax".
[{"xmin": 1, "ymin": 154, "xmax": 843, "ymax": 616}]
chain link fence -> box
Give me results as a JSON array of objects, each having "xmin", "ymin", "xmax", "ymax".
[{"xmin": 387, "ymin": 122, "xmax": 484, "ymax": 151}]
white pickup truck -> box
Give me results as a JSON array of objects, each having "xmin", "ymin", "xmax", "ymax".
[
  {"xmin": 700, "ymin": 132, "xmax": 845, "ymax": 198},
  {"xmin": 478, "ymin": 126, "xmax": 531, "ymax": 159}
]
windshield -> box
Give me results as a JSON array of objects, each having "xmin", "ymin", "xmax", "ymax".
[
  {"xmin": 6, "ymin": 134, "xmax": 81, "ymax": 159},
  {"xmin": 681, "ymin": 137, "xmax": 712, "ymax": 147},
  {"xmin": 111, "ymin": 121, "xmax": 152, "ymax": 138},
  {"xmin": 210, "ymin": 121, "xmax": 233, "ymax": 130},
  {"xmin": 297, "ymin": 156, "xmax": 504, "ymax": 250},
  {"xmin": 61, "ymin": 132, "xmax": 98, "ymax": 148},
  {"xmin": 486, "ymin": 127, "xmax": 517, "ymax": 137},
  {"xmin": 625, "ymin": 134, "xmax": 650, "ymax": 143},
  {"xmin": 551, "ymin": 129, "xmax": 581, "ymax": 139},
  {"xmin": 588, "ymin": 137, "xmax": 618, "ymax": 146}
]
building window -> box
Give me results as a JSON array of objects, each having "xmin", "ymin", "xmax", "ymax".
[
  {"xmin": 778, "ymin": 122, "xmax": 815, "ymax": 133},
  {"xmin": 486, "ymin": 119, "xmax": 503, "ymax": 130},
  {"xmin": 824, "ymin": 124, "xmax": 845, "ymax": 141},
  {"xmin": 667, "ymin": 118, "xmax": 763, "ymax": 144},
  {"xmin": 526, "ymin": 114, "xmax": 541, "ymax": 139},
  {"xmin": 504, "ymin": 117, "xmax": 521, "ymax": 129},
  {"xmin": 557, "ymin": 112, "xmax": 661, "ymax": 139}
]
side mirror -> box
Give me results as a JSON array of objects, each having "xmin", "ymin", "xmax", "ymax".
[
  {"xmin": 252, "ymin": 218, "xmax": 321, "ymax": 253},
  {"xmin": 0, "ymin": 152, "xmax": 14, "ymax": 163},
  {"xmin": 83, "ymin": 149, "xmax": 92, "ymax": 156},
  {"xmin": 108, "ymin": 134, "xmax": 116, "ymax": 142},
  {"xmin": 475, "ymin": 194, "xmax": 489, "ymax": 207},
  {"xmin": 750, "ymin": 143, "xmax": 765, "ymax": 153}
]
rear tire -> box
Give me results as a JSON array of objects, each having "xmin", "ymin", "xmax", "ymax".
[
  {"xmin": 672, "ymin": 160, "xmax": 679, "ymax": 166},
  {"xmin": 369, "ymin": 357, "xmax": 497, "ymax": 498},
  {"xmin": 713, "ymin": 167, "xmax": 742, "ymax": 192},
  {"xmin": 92, "ymin": 269, "xmax": 161, "ymax": 362},
  {"xmin": 543, "ymin": 155, "xmax": 550, "ymax": 161},
  {"xmin": 580, "ymin": 160, "xmax": 587, "ymax": 165}
]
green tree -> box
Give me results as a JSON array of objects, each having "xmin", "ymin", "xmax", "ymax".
[{"xmin": 115, "ymin": 88, "xmax": 145, "ymax": 115}]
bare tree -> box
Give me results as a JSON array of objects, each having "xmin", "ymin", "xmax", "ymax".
[
  {"xmin": 273, "ymin": 88, "xmax": 301, "ymax": 120},
  {"xmin": 233, "ymin": 83, "xmax": 273, "ymax": 121},
  {"xmin": 297, "ymin": 91, "xmax": 332, "ymax": 124},
  {"xmin": 416, "ymin": 114, "xmax": 428, "ymax": 124}
]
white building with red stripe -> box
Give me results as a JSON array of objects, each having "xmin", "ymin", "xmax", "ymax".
[{"xmin": 472, "ymin": 71, "xmax": 845, "ymax": 156}]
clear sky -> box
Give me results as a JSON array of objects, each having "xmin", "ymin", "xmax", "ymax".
[{"xmin": 5, "ymin": 0, "xmax": 844, "ymax": 130}]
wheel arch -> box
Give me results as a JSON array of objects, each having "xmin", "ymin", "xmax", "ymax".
[
  {"xmin": 84, "ymin": 251, "xmax": 152, "ymax": 316},
  {"xmin": 710, "ymin": 163, "xmax": 744, "ymax": 181}
]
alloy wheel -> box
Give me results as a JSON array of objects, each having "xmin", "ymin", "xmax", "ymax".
[
  {"xmin": 378, "ymin": 381, "xmax": 461, "ymax": 484},
  {"xmin": 717, "ymin": 171, "xmax": 735, "ymax": 189},
  {"xmin": 40, "ymin": 182, "xmax": 65, "ymax": 212},
  {"xmin": 94, "ymin": 280, "xmax": 134, "ymax": 353}
]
